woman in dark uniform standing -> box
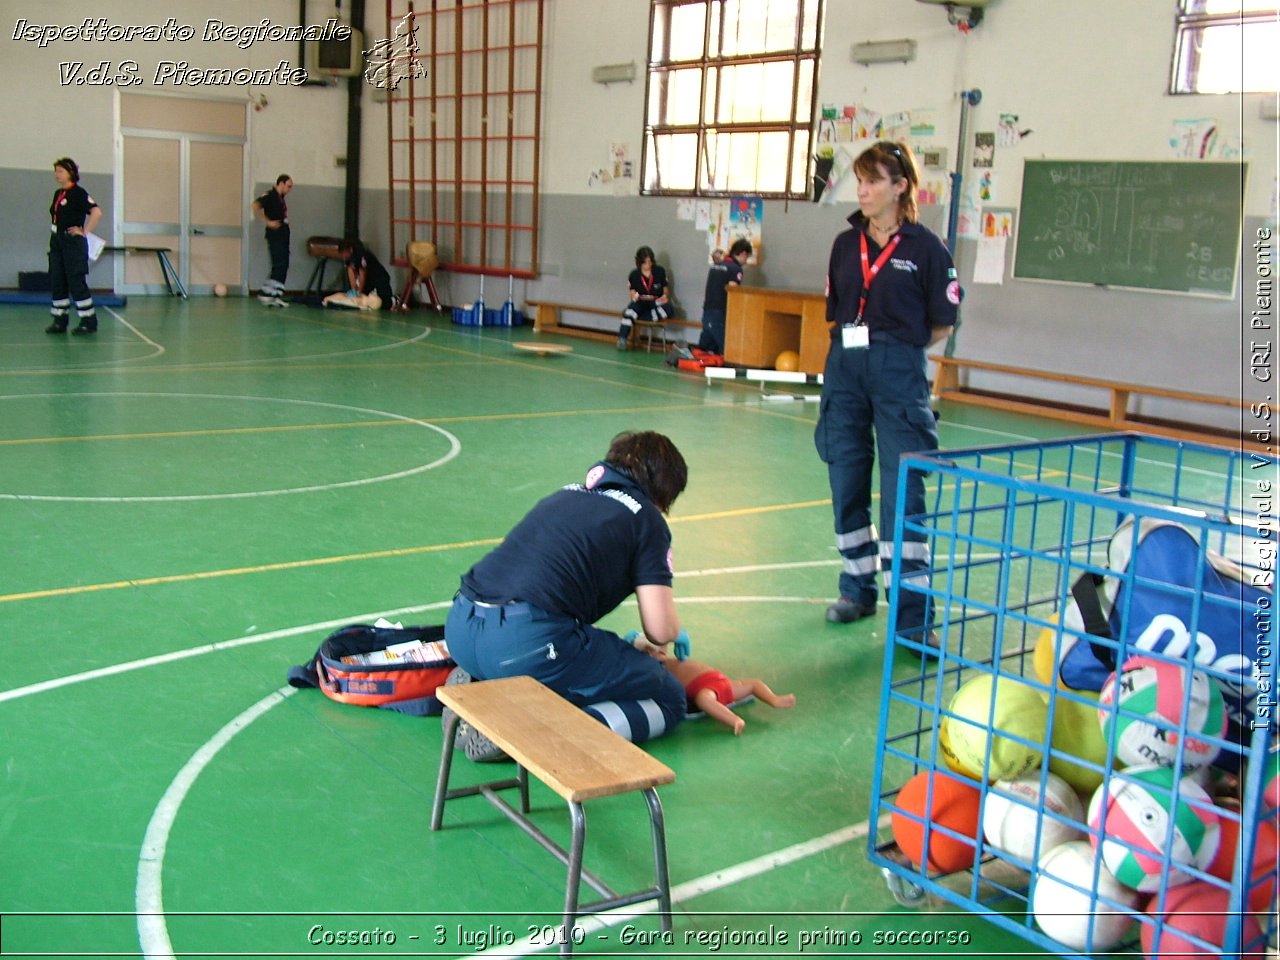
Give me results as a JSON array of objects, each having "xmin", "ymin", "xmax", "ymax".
[
  {"xmin": 47, "ymin": 157, "xmax": 101, "ymax": 335},
  {"xmin": 815, "ymin": 141, "xmax": 960, "ymax": 653}
]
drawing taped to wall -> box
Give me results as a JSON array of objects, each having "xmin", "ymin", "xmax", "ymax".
[{"xmin": 973, "ymin": 131, "xmax": 995, "ymax": 167}]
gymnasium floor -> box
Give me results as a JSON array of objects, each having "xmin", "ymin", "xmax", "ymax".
[{"xmin": 2, "ymin": 294, "xmax": 1109, "ymax": 958}]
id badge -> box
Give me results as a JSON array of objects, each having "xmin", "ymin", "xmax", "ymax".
[{"xmin": 841, "ymin": 324, "xmax": 869, "ymax": 350}]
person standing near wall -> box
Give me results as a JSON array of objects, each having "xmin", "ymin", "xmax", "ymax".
[
  {"xmin": 251, "ymin": 174, "xmax": 293, "ymax": 307},
  {"xmin": 698, "ymin": 238, "xmax": 751, "ymax": 355},
  {"xmin": 46, "ymin": 158, "xmax": 101, "ymax": 335},
  {"xmin": 815, "ymin": 141, "xmax": 960, "ymax": 652}
]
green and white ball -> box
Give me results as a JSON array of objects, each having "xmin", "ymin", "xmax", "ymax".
[
  {"xmin": 1098, "ymin": 655, "xmax": 1226, "ymax": 772},
  {"xmin": 1087, "ymin": 765, "xmax": 1221, "ymax": 892}
]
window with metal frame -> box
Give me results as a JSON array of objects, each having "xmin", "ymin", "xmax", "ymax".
[
  {"xmin": 1170, "ymin": 1, "xmax": 1278, "ymax": 94},
  {"xmin": 641, "ymin": 0, "xmax": 823, "ymax": 198}
]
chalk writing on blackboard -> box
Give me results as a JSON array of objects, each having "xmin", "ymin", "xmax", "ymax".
[{"xmin": 1014, "ymin": 160, "xmax": 1244, "ymax": 297}]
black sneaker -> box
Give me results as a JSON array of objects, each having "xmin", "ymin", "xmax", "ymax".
[
  {"xmin": 825, "ymin": 597, "xmax": 877, "ymax": 623},
  {"xmin": 45, "ymin": 322, "xmax": 68, "ymax": 334},
  {"xmin": 441, "ymin": 667, "xmax": 508, "ymax": 763},
  {"xmin": 71, "ymin": 324, "xmax": 97, "ymax": 335}
]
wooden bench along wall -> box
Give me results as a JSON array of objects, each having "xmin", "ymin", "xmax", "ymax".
[
  {"xmin": 930, "ymin": 355, "xmax": 1257, "ymax": 450},
  {"xmin": 526, "ymin": 300, "xmax": 701, "ymax": 352},
  {"xmin": 431, "ymin": 676, "xmax": 675, "ymax": 957}
]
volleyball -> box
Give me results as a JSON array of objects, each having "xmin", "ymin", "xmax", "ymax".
[
  {"xmin": 1140, "ymin": 880, "xmax": 1265, "ymax": 959},
  {"xmin": 946, "ymin": 674, "xmax": 1048, "ymax": 781},
  {"xmin": 1098, "ymin": 655, "xmax": 1226, "ymax": 772},
  {"xmin": 1087, "ymin": 765, "xmax": 1221, "ymax": 892},
  {"xmin": 891, "ymin": 770, "xmax": 982, "ymax": 874},
  {"xmin": 1031, "ymin": 840, "xmax": 1139, "ymax": 951},
  {"xmin": 213, "ymin": 283, "xmax": 228, "ymax": 297},
  {"xmin": 982, "ymin": 771, "xmax": 1085, "ymax": 864},
  {"xmin": 1264, "ymin": 748, "xmax": 1280, "ymax": 821}
]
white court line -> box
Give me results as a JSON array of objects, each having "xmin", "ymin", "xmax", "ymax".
[
  {"xmin": 0, "ymin": 393, "xmax": 461, "ymax": 502},
  {"xmin": 104, "ymin": 306, "xmax": 166, "ymax": 360},
  {"xmin": 0, "ymin": 560, "xmax": 839, "ymax": 704},
  {"xmin": 0, "ymin": 601, "xmax": 451, "ymax": 705},
  {"xmin": 456, "ymin": 817, "xmax": 887, "ymax": 960},
  {"xmin": 132, "ymin": 678, "xmax": 879, "ymax": 960},
  {"xmin": 136, "ymin": 686, "xmax": 299, "ymax": 960}
]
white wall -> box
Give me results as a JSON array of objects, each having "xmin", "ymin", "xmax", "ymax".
[
  {"xmin": 536, "ymin": 0, "xmax": 1275, "ymax": 215},
  {"xmin": 1, "ymin": 0, "xmax": 1274, "ymax": 423}
]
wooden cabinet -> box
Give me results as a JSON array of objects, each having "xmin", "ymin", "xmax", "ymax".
[{"xmin": 724, "ymin": 286, "xmax": 830, "ymax": 375}]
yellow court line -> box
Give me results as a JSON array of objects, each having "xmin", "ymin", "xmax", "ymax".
[
  {"xmin": 0, "ymin": 499, "xmax": 836, "ymax": 605},
  {"xmin": 0, "ymin": 403, "xmax": 710, "ymax": 447},
  {"xmin": 0, "ymin": 537, "xmax": 503, "ymax": 605}
]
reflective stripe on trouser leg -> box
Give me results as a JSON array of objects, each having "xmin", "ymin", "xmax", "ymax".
[
  {"xmin": 583, "ymin": 699, "xmax": 668, "ymax": 743},
  {"xmin": 75, "ymin": 297, "xmax": 96, "ymax": 322},
  {"xmin": 50, "ymin": 298, "xmax": 70, "ymax": 319}
]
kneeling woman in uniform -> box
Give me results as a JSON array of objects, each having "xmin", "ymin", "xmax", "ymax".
[{"xmin": 445, "ymin": 431, "xmax": 689, "ymax": 754}]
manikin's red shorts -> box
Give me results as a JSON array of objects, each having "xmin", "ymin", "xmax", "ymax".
[{"xmin": 684, "ymin": 668, "xmax": 734, "ymax": 708}]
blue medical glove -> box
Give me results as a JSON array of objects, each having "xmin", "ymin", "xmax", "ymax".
[
  {"xmin": 622, "ymin": 630, "xmax": 641, "ymax": 646},
  {"xmin": 673, "ymin": 629, "xmax": 691, "ymax": 661},
  {"xmin": 347, "ymin": 288, "xmax": 360, "ymax": 298}
]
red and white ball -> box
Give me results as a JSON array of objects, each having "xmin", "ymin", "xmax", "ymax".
[
  {"xmin": 1098, "ymin": 655, "xmax": 1226, "ymax": 772},
  {"xmin": 1087, "ymin": 765, "xmax": 1221, "ymax": 892}
]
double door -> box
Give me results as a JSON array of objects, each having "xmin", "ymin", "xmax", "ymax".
[{"xmin": 117, "ymin": 93, "xmax": 248, "ymax": 295}]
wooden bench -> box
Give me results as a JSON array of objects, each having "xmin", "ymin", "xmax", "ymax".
[
  {"xmin": 930, "ymin": 355, "xmax": 1256, "ymax": 449},
  {"xmin": 526, "ymin": 300, "xmax": 701, "ymax": 352},
  {"xmin": 100, "ymin": 245, "xmax": 187, "ymax": 298},
  {"xmin": 431, "ymin": 676, "xmax": 675, "ymax": 956}
]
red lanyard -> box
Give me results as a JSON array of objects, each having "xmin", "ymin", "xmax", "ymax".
[
  {"xmin": 857, "ymin": 231, "xmax": 900, "ymax": 323},
  {"xmin": 640, "ymin": 272, "xmax": 653, "ymax": 295},
  {"xmin": 52, "ymin": 190, "xmax": 67, "ymax": 224}
]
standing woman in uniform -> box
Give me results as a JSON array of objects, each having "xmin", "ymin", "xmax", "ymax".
[
  {"xmin": 814, "ymin": 141, "xmax": 960, "ymax": 652},
  {"xmin": 47, "ymin": 158, "xmax": 101, "ymax": 335},
  {"xmin": 251, "ymin": 174, "xmax": 293, "ymax": 306}
]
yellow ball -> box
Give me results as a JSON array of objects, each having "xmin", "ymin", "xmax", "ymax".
[
  {"xmin": 775, "ymin": 349, "xmax": 800, "ymax": 372},
  {"xmin": 1047, "ymin": 688, "xmax": 1112, "ymax": 797},
  {"xmin": 937, "ymin": 716, "xmax": 983, "ymax": 780},
  {"xmin": 946, "ymin": 674, "xmax": 1047, "ymax": 781},
  {"xmin": 1032, "ymin": 615, "xmax": 1061, "ymax": 687}
]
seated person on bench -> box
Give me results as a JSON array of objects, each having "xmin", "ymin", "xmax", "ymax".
[
  {"xmin": 323, "ymin": 240, "xmax": 394, "ymax": 311},
  {"xmin": 618, "ymin": 245, "xmax": 671, "ymax": 350},
  {"xmin": 445, "ymin": 431, "xmax": 690, "ymax": 759}
]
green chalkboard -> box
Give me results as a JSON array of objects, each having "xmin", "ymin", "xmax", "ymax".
[{"xmin": 1012, "ymin": 160, "xmax": 1245, "ymax": 297}]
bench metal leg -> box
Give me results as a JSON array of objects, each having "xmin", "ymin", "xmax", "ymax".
[
  {"xmin": 155, "ymin": 251, "xmax": 188, "ymax": 299},
  {"xmin": 430, "ymin": 712, "xmax": 460, "ymax": 831},
  {"xmin": 643, "ymin": 788, "xmax": 673, "ymax": 933},
  {"xmin": 561, "ymin": 802, "xmax": 587, "ymax": 958}
]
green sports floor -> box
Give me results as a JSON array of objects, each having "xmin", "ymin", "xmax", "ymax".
[{"xmin": 2, "ymin": 295, "xmax": 1117, "ymax": 958}]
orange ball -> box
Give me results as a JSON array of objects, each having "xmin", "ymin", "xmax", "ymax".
[
  {"xmin": 891, "ymin": 770, "xmax": 982, "ymax": 873},
  {"xmin": 1207, "ymin": 811, "xmax": 1278, "ymax": 912},
  {"xmin": 774, "ymin": 349, "xmax": 800, "ymax": 372},
  {"xmin": 1141, "ymin": 881, "xmax": 1265, "ymax": 958}
]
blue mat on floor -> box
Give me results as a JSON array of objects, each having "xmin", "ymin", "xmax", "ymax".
[{"xmin": 0, "ymin": 291, "xmax": 128, "ymax": 306}]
